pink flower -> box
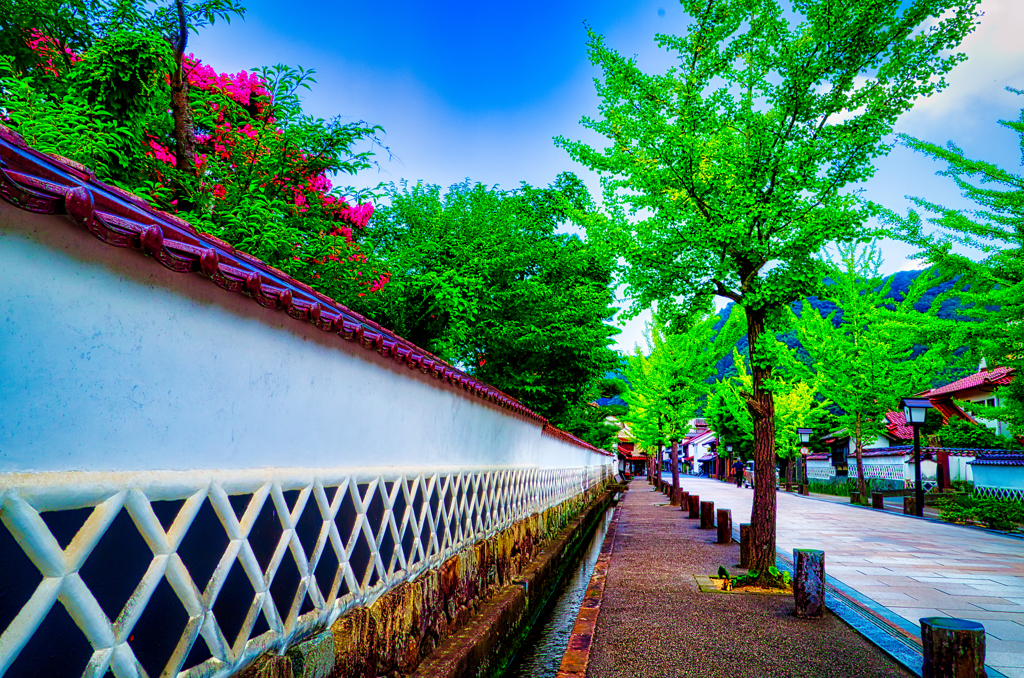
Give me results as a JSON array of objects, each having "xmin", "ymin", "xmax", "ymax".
[
  {"xmin": 26, "ymin": 30, "xmax": 80, "ymax": 76},
  {"xmin": 147, "ymin": 138, "xmax": 177, "ymax": 167}
]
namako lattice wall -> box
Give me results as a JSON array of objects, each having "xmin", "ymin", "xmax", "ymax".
[{"xmin": 0, "ymin": 182, "xmax": 612, "ymax": 678}]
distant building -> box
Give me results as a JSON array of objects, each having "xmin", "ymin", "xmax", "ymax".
[
  {"xmin": 918, "ymin": 365, "xmax": 1015, "ymax": 438},
  {"xmin": 614, "ymin": 422, "xmax": 647, "ymax": 477}
]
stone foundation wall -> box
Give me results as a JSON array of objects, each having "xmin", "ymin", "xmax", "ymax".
[{"xmin": 328, "ymin": 479, "xmax": 612, "ymax": 678}]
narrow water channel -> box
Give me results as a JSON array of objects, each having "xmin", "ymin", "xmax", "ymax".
[{"xmin": 501, "ymin": 504, "xmax": 615, "ymax": 678}]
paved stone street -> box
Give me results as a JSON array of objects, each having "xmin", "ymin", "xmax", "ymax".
[
  {"xmin": 672, "ymin": 475, "xmax": 1024, "ymax": 677},
  {"xmin": 583, "ymin": 481, "xmax": 915, "ymax": 678}
]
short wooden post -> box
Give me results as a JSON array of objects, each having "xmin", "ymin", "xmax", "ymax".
[
  {"xmin": 920, "ymin": 617, "xmax": 986, "ymax": 678},
  {"xmin": 687, "ymin": 494, "xmax": 700, "ymax": 519},
  {"xmin": 700, "ymin": 501, "xmax": 715, "ymax": 529},
  {"xmin": 800, "ymin": 484, "xmax": 809, "ymax": 496},
  {"xmin": 793, "ymin": 549, "xmax": 825, "ymax": 618},
  {"xmin": 740, "ymin": 524, "xmax": 752, "ymax": 568},
  {"xmin": 872, "ymin": 492, "xmax": 884, "ymax": 509},
  {"xmin": 671, "ymin": 486, "xmax": 682, "ymax": 506},
  {"xmin": 716, "ymin": 509, "xmax": 731, "ymax": 544},
  {"xmin": 850, "ymin": 491, "xmax": 860, "ymax": 504},
  {"xmin": 680, "ymin": 491, "xmax": 689, "ymax": 511},
  {"xmin": 904, "ymin": 496, "xmax": 916, "ymax": 515}
]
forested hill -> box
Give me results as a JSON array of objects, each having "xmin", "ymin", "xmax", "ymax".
[{"xmin": 712, "ymin": 268, "xmax": 962, "ymax": 381}]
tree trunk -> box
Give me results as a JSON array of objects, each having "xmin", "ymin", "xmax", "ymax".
[
  {"xmin": 745, "ymin": 308, "xmax": 778, "ymax": 578},
  {"xmin": 855, "ymin": 412, "xmax": 868, "ymax": 502},
  {"xmin": 170, "ymin": 0, "xmax": 196, "ymax": 210},
  {"xmin": 659, "ymin": 443, "xmax": 665, "ymax": 486},
  {"xmin": 670, "ymin": 439, "xmax": 680, "ymax": 502}
]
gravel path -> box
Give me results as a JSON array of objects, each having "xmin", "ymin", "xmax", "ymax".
[{"xmin": 585, "ymin": 480, "xmax": 914, "ymax": 678}]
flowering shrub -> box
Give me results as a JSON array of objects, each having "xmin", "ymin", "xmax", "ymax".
[
  {"xmin": 2, "ymin": 28, "xmax": 387, "ymax": 303},
  {"xmin": 25, "ymin": 29, "xmax": 80, "ymax": 76}
]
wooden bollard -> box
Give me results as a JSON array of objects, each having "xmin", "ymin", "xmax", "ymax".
[
  {"xmin": 793, "ymin": 549, "xmax": 825, "ymax": 618},
  {"xmin": 740, "ymin": 524, "xmax": 752, "ymax": 568},
  {"xmin": 872, "ymin": 492, "xmax": 884, "ymax": 509},
  {"xmin": 800, "ymin": 484, "xmax": 809, "ymax": 495},
  {"xmin": 670, "ymin": 485, "xmax": 682, "ymax": 506},
  {"xmin": 850, "ymin": 491, "xmax": 860, "ymax": 504},
  {"xmin": 700, "ymin": 501, "xmax": 715, "ymax": 529},
  {"xmin": 680, "ymin": 491, "xmax": 689, "ymax": 511},
  {"xmin": 920, "ymin": 618, "xmax": 986, "ymax": 678},
  {"xmin": 687, "ymin": 494, "xmax": 700, "ymax": 519},
  {"xmin": 716, "ymin": 509, "xmax": 732, "ymax": 544},
  {"xmin": 904, "ymin": 496, "xmax": 916, "ymax": 515}
]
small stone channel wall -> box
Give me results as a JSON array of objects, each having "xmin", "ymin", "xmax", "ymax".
[{"xmin": 326, "ymin": 479, "xmax": 616, "ymax": 678}]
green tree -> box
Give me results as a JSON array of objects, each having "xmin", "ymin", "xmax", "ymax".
[
  {"xmin": 704, "ymin": 368, "xmax": 754, "ymax": 462},
  {"xmin": 557, "ymin": 0, "xmax": 978, "ymax": 579},
  {"xmin": 936, "ymin": 416, "xmax": 1021, "ymax": 450},
  {"xmin": 351, "ymin": 176, "xmax": 620, "ymax": 442},
  {"xmin": 889, "ymin": 94, "xmax": 1024, "ymax": 437},
  {"xmin": 0, "ymin": 0, "xmax": 95, "ymax": 79},
  {"xmin": 709, "ymin": 349, "xmax": 829, "ymax": 483},
  {"xmin": 794, "ymin": 244, "xmax": 949, "ymax": 499},
  {"xmin": 622, "ymin": 309, "xmax": 743, "ymax": 496},
  {"xmin": 558, "ymin": 376, "xmax": 628, "ymax": 452},
  {"xmin": 2, "ymin": 17, "xmax": 385, "ymax": 306}
]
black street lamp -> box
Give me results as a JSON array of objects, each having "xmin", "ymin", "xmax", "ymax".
[
  {"xmin": 901, "ymin": 397, "xmax": 933, "ymax": 517},
  {"xmin": 797, "ymin": 428, "xmax": 813, "ymax": 484}
]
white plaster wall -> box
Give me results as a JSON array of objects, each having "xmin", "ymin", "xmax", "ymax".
[
  {"xmin": 904, "ymin": 459, "xmax": 938, "ymax": 482},
  {"xmin": 972, "ymin": 465, "xmax": 1024, "ymax": 491},
  {"xmin": 950, "ymin": 456, "xmax": 975, "ymax": 483},
  {"xmin": 0, "ymin": 207, "xmax": 607, "ymax": 474},
  {"xmin": 861, "ymin": 455, "xmax": 906, "ymax": 466},
  {"xmin": 846, "ymin": 435, "xmax": 889, "ymax": 454}
]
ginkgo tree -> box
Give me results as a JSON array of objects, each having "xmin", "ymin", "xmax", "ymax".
[
  {"xmin": 793, "ymin": 243, "xmax": 950, "ymax": 500},
  {"xmin": 888, "ymin": 96, "xmax": 1024, "ymax": 437},
  {"xmin": 623, "ymin": 309, "xmax": 742, "ymax": 501},
  {"xmin": 707, "ymin": 349, "xmax": 831, "ymax": 485},
  {"xmin": 558, "ymin": 0, "xmax": 979, "ymax": 580}
]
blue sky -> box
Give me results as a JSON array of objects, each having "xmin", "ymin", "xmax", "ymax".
[{"xmin": 189, "ymin": 0, "xmax": 1024, "ymax": 351}]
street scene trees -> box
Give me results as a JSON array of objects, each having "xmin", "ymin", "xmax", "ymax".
[
  {"xmin": 6, "ymin": 3, "xmax": 1024, "ymax": 675},
  {"xmin": 351, "ymin": 176, "xmax": 621, "ymax": 440},
  {"xmin": 890, "ymin": 97, "xmax": 1024, "ymax": 436},
  {"xmin": 794, "ymin": 244, "xmax": 951, "ymax": 500},
  {"xmin": 622, "ymin": 309, "xmax": 742, "ymax": 500},
  {"xmin": 557, "ymin": 0, "xmax": 980, "ymax": 581}
]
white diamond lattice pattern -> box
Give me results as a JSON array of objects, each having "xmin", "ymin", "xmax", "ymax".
[
  {"xmin": 849, "ymin": 464, "xmax": 905, "ymax": 481},
  {"xmin": 805, "ymin": 466, "xmax": 835, "ymax": 481},
  {"xmin": 974, "ymin": 486, "xmax": 1024, "ymax": 502},
  {"xmin": 0, "ymin": 463, "xmax": 611, "ymax": 678}
]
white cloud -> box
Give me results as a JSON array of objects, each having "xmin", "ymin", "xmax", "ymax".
[{"xmin": 898, "ymin": 0, "xmax": 1024, "ymax": 127}]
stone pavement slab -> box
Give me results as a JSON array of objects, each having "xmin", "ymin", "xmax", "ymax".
[{"xmin": 671, "ymin": 475, "xmax": 1024, "ymax": 675}]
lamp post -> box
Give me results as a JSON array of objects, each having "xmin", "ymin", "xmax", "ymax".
[
  {"xmin": 726, "ymin": 444, "xmax": 733, "ymax": 481},
  {"xmin": 797, "ymin": 428, "xmax": 813, "ymax": 484},
  {"xmin": 901, "ymin": 398, "xmax": 933, "ymax": 517}
]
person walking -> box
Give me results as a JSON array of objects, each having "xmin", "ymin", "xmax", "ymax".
[{"xmin": 732, "ymin": 458, "xmax": 745, "ymax": 488}]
